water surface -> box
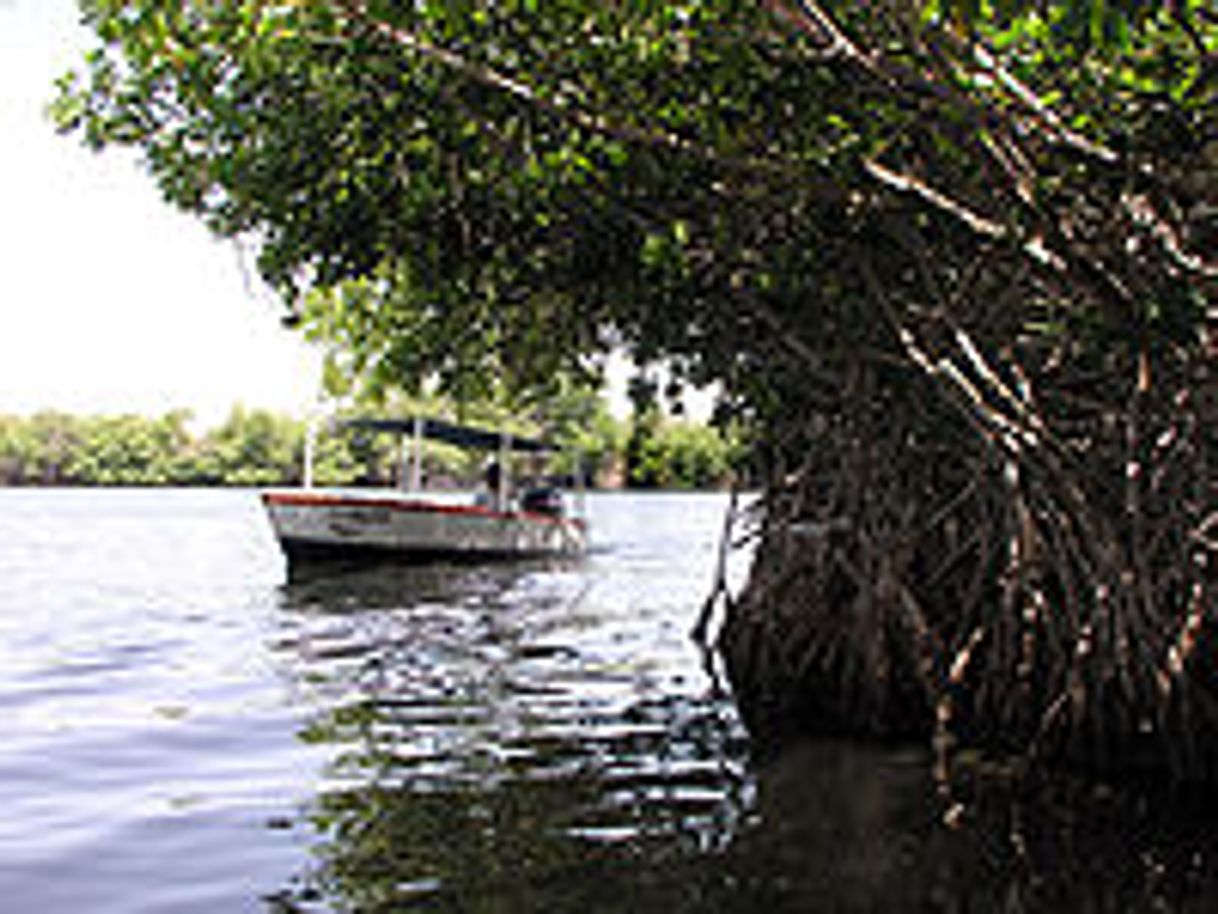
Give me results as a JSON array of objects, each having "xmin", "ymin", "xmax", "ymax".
[{"xmin": 1, "ymin": 489, "xmax": 1215, "ymax": 912}]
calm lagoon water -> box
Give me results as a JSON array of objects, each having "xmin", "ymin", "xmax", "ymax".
[{"xmin": 1, "ymin": 489, "xmax": 1216, "ymax": 912}]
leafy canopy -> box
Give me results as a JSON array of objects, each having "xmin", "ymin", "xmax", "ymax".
[{"xmin": 56, "ymin": 1, "xmax": 1215, "ymax": 414}]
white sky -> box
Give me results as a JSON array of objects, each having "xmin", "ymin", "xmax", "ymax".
[
  {"xmin": 0, "ymin": 0, "xmax": 321, "ymax": 427},
  {"xmin": 0, "ymin": 0, "xmax": 711, "ymax": 425}
]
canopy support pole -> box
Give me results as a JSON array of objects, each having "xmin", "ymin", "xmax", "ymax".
[
  {"xmin": 406, "ymin": 416, "xmax": 424, "ymax": 492},
  {"xmin": 303, "ymin": 419, "xmax": 317, "ymax": 489},
  {"xmin": 499, "ymin": 434, "xmax": 511, "ymax": 510}
]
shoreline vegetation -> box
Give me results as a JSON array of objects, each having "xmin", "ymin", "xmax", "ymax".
[{"xmin": 0, "ymin": 404, "xmax": 742, "ymax": 491}]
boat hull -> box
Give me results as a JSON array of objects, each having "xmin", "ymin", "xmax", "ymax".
[{"xmin": 262, "ymin": 490, "xmax": 587, "ymax": 564}]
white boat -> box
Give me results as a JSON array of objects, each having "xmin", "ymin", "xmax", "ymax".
[{"xmin": 262, "ymin": 417, "xmax": 587, "ymax": 565}]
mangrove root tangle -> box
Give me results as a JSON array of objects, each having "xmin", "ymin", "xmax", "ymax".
[
  {"xmin": 710, "ymin": 0, "xmax": 1216, "ymax": 790},
  {"xmin": 720, "ymin": 268, "xmax": 1215, "ymax": 782}
]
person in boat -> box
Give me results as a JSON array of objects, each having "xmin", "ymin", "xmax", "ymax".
[
  {"xmin": 520, "ymin": 484, "xmax": 565, "ymax": 517},
  {"xmin": 475, "ymin": 460, "xmax": 508, "ymax": 511}
]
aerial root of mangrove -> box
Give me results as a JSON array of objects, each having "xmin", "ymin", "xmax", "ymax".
[{"xmin": 717, "ymin": 294, "xmax": 1215, "ymax": 786}]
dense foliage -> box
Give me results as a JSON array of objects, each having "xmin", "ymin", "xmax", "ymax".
[
  {"xmin": 0, "ymin": 406, "xmax": 737, "ymax": 490},
  {"xmin": 0, "ymin": 408, "xmax": 303, "ymax": 486},
  {"xmin": 58, "ymin": 2, "xmax": 1215, "ymax": 782},
  {"xmin": 55, "ymin": 2, "xmax": 1214, "ymax": 403}
]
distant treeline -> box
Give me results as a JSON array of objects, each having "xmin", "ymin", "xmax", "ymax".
[{"xmin": 0, "ymin": 406, "xmax": 742, "ymax": 490}]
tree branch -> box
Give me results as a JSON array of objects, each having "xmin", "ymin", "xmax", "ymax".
[{"xmin": 334, "ymin": 0, "xmax": 824, "ymax": 191}]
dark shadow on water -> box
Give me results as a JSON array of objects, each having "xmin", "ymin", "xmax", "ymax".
[
  {"xmin": 264, "ymin": 555, "xmax": 1218, "ymax": 912},
  {"xmin": 274, "ymin": 722, "xmax": 1218, "ymax": 911},
  {"xmin": 269, "ymin": 652, "xmax": 1218, "ymax": 913},
  {"xmin": 708, "ymin": 741, "xmax": 1218, "ymax": 913},
  {"xmin": 283, "ymin": 692, "xmax": 753, "ymax": 913}
]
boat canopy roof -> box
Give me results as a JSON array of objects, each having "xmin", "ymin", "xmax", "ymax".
[{"xmin": 341, "ymin": 416, "xmax": 560, "ymax": 453}]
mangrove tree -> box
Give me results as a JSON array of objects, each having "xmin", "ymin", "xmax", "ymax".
[{"xmin": 57, "ymin": 0, "xmax": 1217, "ymax": 784}]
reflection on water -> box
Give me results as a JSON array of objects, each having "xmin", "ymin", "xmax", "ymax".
[
  {"xmin": 3, "ymin": 490, "xmax": 1217, "ymax": 913},
  {"xmin": 271, "ymin": 550, "xmax": 752, "ymax": 910},
  {"xmin": 732, "ymin": 740, "xmax": 1218, "ymax": 913},
  {"xmin": 269, "ymin": 509, "xmax": 1218, "ymax": 913}
]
